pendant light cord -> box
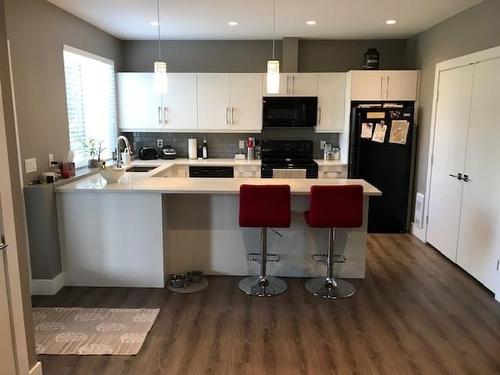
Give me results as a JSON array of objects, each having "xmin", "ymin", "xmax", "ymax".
[
  {"xmin": 272, "ymin": 0, "xmax": 276, "ymax": 59},
  {"xmin": 157, "ymin": 0, "xmax": 162, "ymax": 61}
]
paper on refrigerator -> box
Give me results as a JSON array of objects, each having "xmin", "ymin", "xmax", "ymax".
[
  {"xmin": 372, "ymin": 123, "xmax": 387, "ymax": 143},
  {"xmin": 389, "ymin": 120, "xmax": 410, "ymax": 145},
  {"xmin": 361, "ymin": 123, "xmax": 373, "ymax": 138}
]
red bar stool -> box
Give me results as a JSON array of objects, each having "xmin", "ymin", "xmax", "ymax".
[
  {"xmin": 304, "ymin": 185, "xmax": 363, "ymax": 299},
  {"xmin": 239, "ymin": 184, "xmax": 291, "ymax": 296}
]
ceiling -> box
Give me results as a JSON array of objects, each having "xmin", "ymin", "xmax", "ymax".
[{"xmin": 47, "ymin": 0, "xmax": 483, "ymax": 40}]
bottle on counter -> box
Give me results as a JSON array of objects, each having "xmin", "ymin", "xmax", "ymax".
[{"xmin": 202, "ymin": 138, "xmax": 208, "ymax": 159}]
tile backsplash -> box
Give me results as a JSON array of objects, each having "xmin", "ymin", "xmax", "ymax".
[{"xmin": 124, "ymin": 129, "xmax": 339, "ymax": 159}]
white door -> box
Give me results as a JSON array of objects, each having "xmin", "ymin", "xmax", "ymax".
[
  {"xmin": 427, "ymin": 65, "xmax": 475, "ymax": 261},
  {"xmin": 316, "ymin": 73, "xmax": 346, "ymax": 133},
  {"xmin": 0, "ymin": 239, "xmax": 16, "ymax": 375},
  {"xmin": 350, "ymin": 71, "xmax": 385, "ymax": 100},
  {"xmin": 229, "ymin": 73, "xmax": 262, "ymax": 131},
  {"xmin": 197, "ymin": 73, "xmax": 230, "ymax": 130},
  {"xmin": 385, "ymin": 71, "xmax": 419, "ymax": 101},
  {"xmin": 162, "ymin": 73, "xmax": 198, "ymax": 130},
  {"xmin": 288, "ymin": 73, "xmax": 318, "ymax": 96},
  {"xmin": 117, "ymin": 73, "xmax": 163, "ymax": 130},
  {"xmin": 456, "ymin": 57, "xmax": 500, "ymax": 290}
]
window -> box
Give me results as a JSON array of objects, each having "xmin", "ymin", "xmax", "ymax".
[{"xmin": 63, "ymin": 46, "xmax": 117, "ymax": 167}]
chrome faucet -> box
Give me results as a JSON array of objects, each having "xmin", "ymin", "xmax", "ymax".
[{"xmin": 115, "ymin": 135, "xmax": 131, "ymax": 168}]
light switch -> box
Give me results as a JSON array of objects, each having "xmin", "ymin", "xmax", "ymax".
[
  {"xmin": 25, "ymin": 158, "xmax": 37, "ymax": 173},
  {"xmin": 320, "ymin": 141, "xmax": 327, "ymax": 150}
]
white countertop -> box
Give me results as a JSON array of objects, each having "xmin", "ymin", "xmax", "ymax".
[
  {"xmin": 130, "ymin": 158, "xmax": 346, "ymax": 167},
  {"xmin": 55, "ymin": 158, "xmax": 380, "ymax": 196}
]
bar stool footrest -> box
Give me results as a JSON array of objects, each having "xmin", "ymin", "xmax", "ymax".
[
  {"xmin": 311, "ymin": 254, "xmax": 347, "ymax": 263},
  {"xmin": 248, "ymin": 253, "xmax": 280, "ymax": 263}
]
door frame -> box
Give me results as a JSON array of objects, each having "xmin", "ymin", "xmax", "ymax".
[{"xmin": 422, "ymin": 45, "xmax": 500, "ymax": 243}]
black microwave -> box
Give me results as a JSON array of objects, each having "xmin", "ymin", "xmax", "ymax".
[{"xmin": 262, "ymin": 96, "xmax": 318, "ymax": 128}]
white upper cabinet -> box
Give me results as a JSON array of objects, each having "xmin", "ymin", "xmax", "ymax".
[
  {"xmin": 348, "ymin": 70, "xmax": 419, "ymax": 101},
  {"xmin": 117, "ymin": 73, "xmax": 163, "ymax": 130},
  {"xmin": 162, "ymin": 73, "xmax": 198, "ymax": 130},
  {"xmin": 316, "ymin": 73, "xmax": 346, "ymax": 133},
  {"xmin": 262, "ymin": 73, "xmax": 318, "ymax": 96},
  {"xmin": 197, "ymin": 73, "xmax": 230, "ymax": 130},
  {"xmin": 229, "ymin": 73, "xmax": 262, "ymax": 131}
]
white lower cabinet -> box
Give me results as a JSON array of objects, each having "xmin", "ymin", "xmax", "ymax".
[
  {"xmin": 234, "ymin": 165, "xmax": 260, "ymax": 178},
  {"xmin": 318, "ymin": 165, "xmax": 347, "ymax": 179}
]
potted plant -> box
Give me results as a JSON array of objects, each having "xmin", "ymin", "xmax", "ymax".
[{"xmin": 82, "ymin": 138, "xmax": 106, "ymax": 168}]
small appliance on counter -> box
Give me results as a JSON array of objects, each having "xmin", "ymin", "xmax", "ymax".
[
  {"xmin": 139, "ymin": 146, "xmax": 158, "ymax": 160},
  {"xmin": 158, "ymin": 145, "xmax": 176, "ymax": 160},
  {"xmin": 188, "ymin": 138, "xmax": 197, "ymax": 159}
]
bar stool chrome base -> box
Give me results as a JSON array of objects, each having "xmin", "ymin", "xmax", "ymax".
[
  {"xmin": 305, "ymin": 277, "xmax": 355, "ymax": 299},
  {"xmin": 239, "ymin": 276, "xmax": 287, "ymax": 297}
]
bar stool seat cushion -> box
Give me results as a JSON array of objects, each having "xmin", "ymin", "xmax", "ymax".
[
  {"xmin": 304, "ymin": 185, "xmax": 363, "ymax": 228},
  {"xmin": 239, "ymin": 184, "xmax": 291, "ymax": 228}
]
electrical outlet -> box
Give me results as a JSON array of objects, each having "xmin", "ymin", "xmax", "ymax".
[
  {"xmin": 239, "ymin": 140, "xmax": 245, "ymax": 149},
  {"xmin": 48, "ymin": 153, "xmax": 54, "ymax": 165},
  {"xmin": 157, "ymin": 139, "xmax": 163, "ymax": 148},
  {"xmin": 25, "ymin": 158, "xmax": 37, "ymax": 173},
  {"xmin": 320, "ymin": 141, "xmax": 327, "ymax": 150}
]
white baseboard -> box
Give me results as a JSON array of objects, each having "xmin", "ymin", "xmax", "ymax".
[
  {"xmin": 411, "ymin": 222, "xmax": 426, "ymax": 242},
  {"xmin": 29, "ymin": 362, "xmax": 42, "ymax": 375},
  {"xmin": 31, "ymin": 272, "xmax": 65, "ymax": 296}
]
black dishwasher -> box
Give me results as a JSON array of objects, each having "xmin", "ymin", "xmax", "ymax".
[{"xmin": 189, "ymin": 166, "xmax": 234, "ymax": 178}]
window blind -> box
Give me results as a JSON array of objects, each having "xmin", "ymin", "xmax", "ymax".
[{"xmin": 63, "ymin": 46, "xmax": 117, "ymax": 167}]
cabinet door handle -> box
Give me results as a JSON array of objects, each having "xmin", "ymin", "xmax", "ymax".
[
  {"xmin": 163, "ymin": 107, "xmax": 168, "ymax": 124},
  {"xmin": 380, "ymin": 76, "xmax": 384, "ymax": 99},
  {"xmin": 286, "ymin": 76, "xmax": 290, "ymax": 94},
  {"xmin": 158, "ymin": 106, "xmax": 162, "ymax": 125},
  {"xmin": 225, "ymin": 107, "xmax": 230, "ymax": 125},
  {"xmin": 231, "ymin": 107, "xmax": 234, "ymax": 125},
  {"xmin": 386, "ymin": 76, "xmax": 390, "ymax": 99},
  {"xmin": 318, "ymin": 107, "xmax": 322, "ymax": 124},
  {"xmin": 292, "ymin": 76, "xmax": 295, "ymax": 94}
]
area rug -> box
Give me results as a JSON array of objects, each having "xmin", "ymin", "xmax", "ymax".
[{"xmin": 33, "ymin": 307, "xmax": 159, "ymax": 355}]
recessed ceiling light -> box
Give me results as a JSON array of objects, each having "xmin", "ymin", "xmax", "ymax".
[
  {"xmin": 228, "ymin": 21, "xmax": 239, "ymax": 26},
  {"xmin": 386, "ymin": 19, "xmax": 397, "ymax": 25},
  {"xmin": 150, "ymin": 21, "xmax": 159, "ymax": 26},
  {"xmin": 306, "ymin": 20, "xmax": 317, "ymax": 26}
]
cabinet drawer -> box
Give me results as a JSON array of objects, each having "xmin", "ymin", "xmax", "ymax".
[
  {"xmin": 318, "ymin": 166, "xmax": 347, "ymax": 179},
  {"xmin": 235, "ymin": 166, "xmax": 260, "ymax": 178}
]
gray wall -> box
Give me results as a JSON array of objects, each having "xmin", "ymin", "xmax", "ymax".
[
  {"xmin": 122, "ymin": 40, "xmax": 282, "ymax": 72},
  {"xmin": 5, "ymin": 0, "xmax": 123, "ymax": 183},
  {"xmin": 122, "ymin": 38, "xmax": 406, "ymax": 73},
  {"xmin": 299, "ymin": 39, "xmax": 408, "ymax": 72},
  {"xmin": 0, "ymin": 0, "xmax": 36, "ymax": 367},
  {"xmin": 406, "ymin": 0, "xmax": 500, "ymax": 197}
]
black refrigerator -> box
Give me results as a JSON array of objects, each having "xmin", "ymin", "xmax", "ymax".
[{"xmin": 348, "ymin": 102, "xmax": 415, "ymax": 233}]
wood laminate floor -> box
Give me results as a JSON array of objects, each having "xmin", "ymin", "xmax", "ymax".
[{"xmin": 32, "ymin": 234, "xmax": 500, "ymax": 375}]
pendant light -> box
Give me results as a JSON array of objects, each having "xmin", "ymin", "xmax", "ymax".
[
  {"xmin": 154, "ymin": 0, "xmax": 167, "ymax": 94},
  {"xmin": 266, "ymin": 0, "xmax": 279, "ymax": 94}
]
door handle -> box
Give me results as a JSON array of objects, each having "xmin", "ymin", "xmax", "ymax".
[
  {"xmin": 163, "ymin": 107, "xmax": 168, "ymax": 124},
  {"xmin": 231, "ymin": 107, "xmax": 234, "ymax": 125},
  {"xmin": 225, "ymin": 107, "xmax": 229, "ymax": 125},
  {"xmin": 292, "ymin": 76, "xmax": 295, "ymax": 94},
  {"xmin": 286, "ymin": 76, "xmax": 290, "ymax": 94},
  {"xmin": 463, "ymin": 174, "xmax": 470, "ymax": 182},
  {"xmin": 0, "ymin": 243, "xmax": 7, "ymax": 252},
  {"xmin": 380, "ymin": 76, "xmax": 384, "ymax": 99},
  {"xmin": 386, "ymin": 76, "xmax": 390, "ymax": 99},
  {"xmin": 158, "ymin": 106, "xmax": 162, "ymax": 125},
  {"xmin": 318, "ymin": 107, "xmax": 322, "ymax": 124},
  {"xmin": 449, "ymin": 173, "xmax": 463, "ymax": 180}
]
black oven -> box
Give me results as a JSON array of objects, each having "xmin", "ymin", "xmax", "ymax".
[{"xmin": 262, "ymin": 97, "xmax": 318, "ymax": 128}]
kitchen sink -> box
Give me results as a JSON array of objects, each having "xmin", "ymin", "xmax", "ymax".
[{"xmin": 126, "ymin": 166, "xmax": 159, "ymax": 172}]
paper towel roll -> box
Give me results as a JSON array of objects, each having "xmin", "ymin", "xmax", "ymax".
[{"xmin": 188, "ymin": 138, "xmax": 197, "ymax": 159}]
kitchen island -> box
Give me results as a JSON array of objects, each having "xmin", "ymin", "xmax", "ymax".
[{"xmin": 55, "ymin": 159, "xmax": 381, "ymax": 288}]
